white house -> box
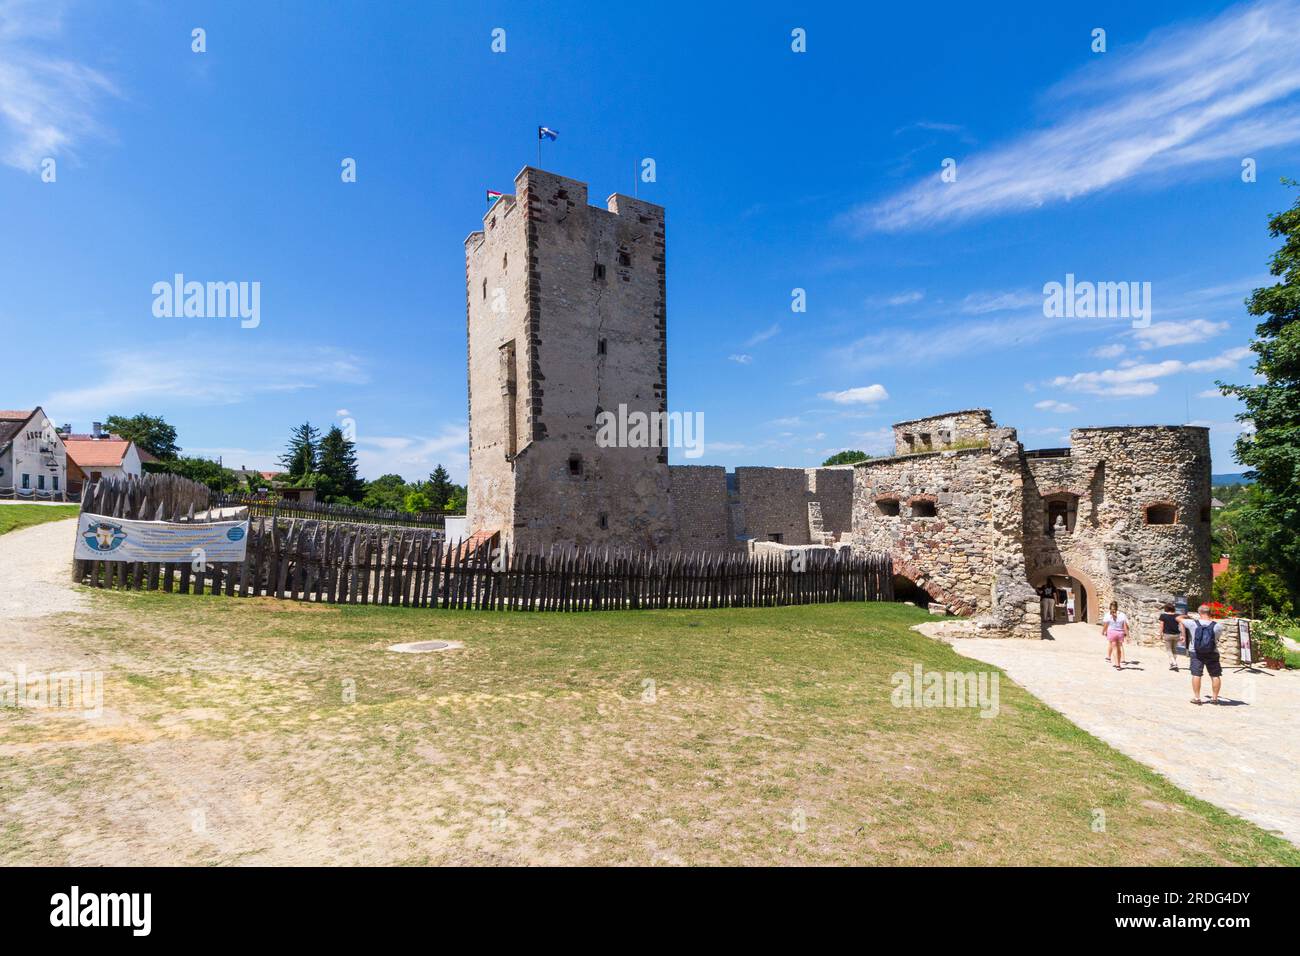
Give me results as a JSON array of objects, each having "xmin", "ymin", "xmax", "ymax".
[
  {"xmin": 0, "ymin": 407, "xmax": 69, "ymax": 499},
  {"xmin": 64, "ymin": 422, "xmax": 146, "ymax": 486}
]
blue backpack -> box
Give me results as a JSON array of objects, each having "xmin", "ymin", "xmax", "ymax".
[{"xmin": 1192, "ymin": 620, "xmax": 1218, "ymax": 656}]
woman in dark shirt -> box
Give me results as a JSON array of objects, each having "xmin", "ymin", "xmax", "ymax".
[{"xmin": 1158, "ymin": 603, "xmax": 1182, "ymax": 671}]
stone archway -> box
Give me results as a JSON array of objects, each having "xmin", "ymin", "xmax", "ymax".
[
  {"xmin": 892, "ymin": 555, "xmax": 979, "ymax": 615},
  {"xmin": 1029, "ymin": 564, "xmax": 1100, "ymax": 625}
]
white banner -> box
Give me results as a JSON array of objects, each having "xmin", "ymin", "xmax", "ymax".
[{"xmin": 75, "ymin": 512, "xmax": 249, "ymax": 563}]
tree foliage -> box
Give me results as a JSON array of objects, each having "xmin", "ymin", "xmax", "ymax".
[
  {"xmin": 316, "ymin": 425, "xmax": 364, "ymax": 502},
  {"xmin": 1218, "ymin": 179, "xmax": 1300, "ymax": 605},
  {"xmin": 279, "ymin": 422, "xmax": 320, "ymax": 479},
  {"xmin": 104, "ymin": 413, "xmax": 180, "ymax": 459},
  {"xmin": 822, "ymin": 450, "xmax": 870, "ymax": 466}
]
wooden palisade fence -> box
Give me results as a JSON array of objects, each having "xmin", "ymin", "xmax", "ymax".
[
  {"xmin": 74, "ymin": 475, "xmax": 894, "ymax": 610},
  {"xmin": 212, "ymin": 493, "xmax": 452, "ymax": 530}
]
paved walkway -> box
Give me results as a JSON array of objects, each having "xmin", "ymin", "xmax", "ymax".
[
  {"xmin": 0, "ymin": 518, "xmax": 87, "ymax": 620},
  {"xmin": 926, "ymin": 621, "xmax": 1300, "ymax": 845}
]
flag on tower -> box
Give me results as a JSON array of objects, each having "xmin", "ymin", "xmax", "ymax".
[
  {"xmin": 538, "ymin": 126, "xmax": 558, "ymax": 141},
  {"xmin": 486, "ymin": 189, "xmax": 505, "ymax": 203}
]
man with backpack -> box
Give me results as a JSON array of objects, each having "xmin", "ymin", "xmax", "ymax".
[{"xmin": 1182, "ymin": 604, "xmax": 1224, "ymax": 704}]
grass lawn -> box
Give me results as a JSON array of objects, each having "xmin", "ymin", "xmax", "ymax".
[
  {"xmin": 0, "ymin": 504, "xmax": 80, "ymax": 536},
  {"xmin": 2, "ymin": 594, "xmax": 1296, "ymax": 865}
]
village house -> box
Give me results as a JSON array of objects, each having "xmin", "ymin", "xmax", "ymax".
[
  {"xmin": 0, "ymin": 407, "xmax": 68, "ymax": 499},
  {"xmin": 62, "ymin": 422, "xmax": 149, "ymax": 488}
]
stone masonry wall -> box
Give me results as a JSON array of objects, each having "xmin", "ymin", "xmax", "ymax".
[
  {"xmin": 668, "ymin": 465, "xmax": 736, "ymax": 552},
  {"xmin": 892, "ymin": 409, "xmax": 995, "ymax": 456},
  {"xmin": 851, "ymin": 446, "xmax": 999, "ymax": 615}
]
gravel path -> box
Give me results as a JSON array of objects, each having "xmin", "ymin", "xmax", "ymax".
[
  {"xmin": 928, "ymin": 621, "xmax": 1300, "ymax": 846},
  {"xmin": 0, "ymin": 518, "xmax": 87, "ymax": 620}
]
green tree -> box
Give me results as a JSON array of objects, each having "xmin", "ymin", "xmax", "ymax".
[
  {"xmin": 445, "ymin": 485, "xmax": 467, "ymax": 514},
  {"xmin": 1218, "ymin": 179, "xmax": 1300, "ymax": 604},
  {"xmin": 361, "ymin": 474, "xmax": 409, "ymax": 511},
  {"xmin": 279, "ymin": 422, "xmax": 320, "ymax": 479},
  {"xmin": 143, "ymin": 456, "xmax": 240, "ymax": 493},
  {"xmin": 822, "ymin": 450, "xmax": 870, "ymax": 466},
  {"xmin": 104, "ymin": 413, "xmax": 180, "ymax": 459},
  {"xmin": 427, "ymin": 465, "xmax": 454, "ymax": 511},
  {"xmin": 317, "ymin": 425, "xmax": 364, "ymax": 502},
  {"xmin": 403, "ymin": 490, "xmax": 432, "ymax": 514}
]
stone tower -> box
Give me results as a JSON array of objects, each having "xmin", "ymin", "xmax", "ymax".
[{"xmin": 464, "ymin": 167, "xmax": 673, "ymax": 552}]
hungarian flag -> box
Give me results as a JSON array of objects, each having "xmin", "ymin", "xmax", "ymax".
[
  {"xmin": 538, "ymin": 126, "xmax": 558, "ymax": 141},
  {"xmin": 486, "ymin": 189, "xmax": 505, "ymax": 203}
]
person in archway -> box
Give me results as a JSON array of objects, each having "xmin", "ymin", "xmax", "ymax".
[
  {"xmin": 1100, "ymin": 601, "xmax": 1129, "ymax": 669},
  {"xmin": 1182, "ymin": 604, "xmax": 1224, "ymax": 704},
  {"xmin": 1158, "ymin": 602, "xmax": 1183, "ymax": 671},
  {"xmin": 1038, "ymin": 583, "xmax": 1054, "ymax": 623}
]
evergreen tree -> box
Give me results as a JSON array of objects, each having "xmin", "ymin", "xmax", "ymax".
[
  {"xmin": 1219, "ymin": 180, "xmax": 1300, "ymax": 605},
  {"xmin": 317, "ymin": 425, "xmax": 364, "ymax": 502},
  {"xmin": 279, "ymin": 422, "xmax": 320, "ymax": 479},
  {"xmin": 427, "ymin": 465, "xmax": 454, "ymax": 510}
]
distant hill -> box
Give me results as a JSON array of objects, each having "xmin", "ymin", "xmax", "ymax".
[{"xmin": 1211, "ymin": 473, "xmax": 1253, "ymax": 486}]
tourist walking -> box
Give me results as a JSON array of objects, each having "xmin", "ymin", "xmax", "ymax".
[
  {"xmin": 1182, "ymin": 604, "xmax": 1224, "ymax": 704},
  {"xmin": 1158, "ymin": 602, "xmax": 1183, "ymax": 671},
  {"xmin": 1101, "ymin": 601, "xmax": 1129, "ymax": 669}
]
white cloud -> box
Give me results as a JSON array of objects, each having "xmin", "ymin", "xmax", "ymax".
[
  {"xmin": 354, "ymin": 425, "xmax": 467, "ymax": 483},
  {"xmin": 842, "ymin": 310, "xmax": 1092, "ymax": 368},
  {"xmin": 744, "ymin": 323, "xmax": 780, "ymax": 347},
  {"xmin": 47, "ymin": 344, "xmax": 370, "ymax": 419},
  {"xmin": 1049, "ymin": 346, "xmax": 1252, "ymax": 396},
  {"xmin": 728, "ymin": 353, "xmax": 753, "ymax": 365},
  {"xmin": 851, "ymin": 0, "xmax": 1300, "ymax": 231},
  {"xmin": 960, "ymin": 290, "xmax": 1040, "ymax": 314},
  {"xmin": 819, "ymin": 384, "xmax": 890, "ymax": 405},
  {"xmin": 1132, "ymin": 319, "xmax": 1229, "ymax": 349},
  {"xmin": 0, "ymin": 0, "xmax": 118, "ymax": 171},
  {"xmin": 1090, "ymin": 343, "xmax": 1127, "ymax": 359},
  {"xmin": 1034, "ymin": 399, "xmax": 1078, "ymax": 413},
  {"xmin": 1197, "ymin": 388, "xmax": 1226, "ymax": 398},
  {"xmin": 887, "ymin": 291, "xmax": 924, "ymax": 306}
]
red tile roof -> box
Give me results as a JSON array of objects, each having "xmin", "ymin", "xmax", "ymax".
[
  {"xmin": 64, "ymin": 438, "xmax": 131, "ymax": 468},
  {"xmin": 1211, "ymin": 555, "xmax": 1230, "ymax": 579},
  {"xmin": 0, "ymin": 410, "xmax": 34, "ymax": 421}
]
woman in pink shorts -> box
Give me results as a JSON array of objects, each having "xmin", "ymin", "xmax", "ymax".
[{"xmin": 1100, "ymin": 601, "xmax": 1129, "ymax": 670}]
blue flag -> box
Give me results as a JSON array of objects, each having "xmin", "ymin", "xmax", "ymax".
[{"xmin": 538, "ymin": 126, "xmax": 558, "ymax": 141}]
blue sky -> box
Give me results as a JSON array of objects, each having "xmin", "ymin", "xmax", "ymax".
[{"xmin": 3, "ymin": 0, "xmax": 1297, "ymax": 482}]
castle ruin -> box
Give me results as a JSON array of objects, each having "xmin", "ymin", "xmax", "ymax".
[{"xmin": 465, "ymin": 169, "xmax": 1212, "ymax": 637}]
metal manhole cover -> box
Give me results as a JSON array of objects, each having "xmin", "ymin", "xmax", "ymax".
[{"xmin": 387, "ymin": 640, "xmax": 462, "ymax": 654}]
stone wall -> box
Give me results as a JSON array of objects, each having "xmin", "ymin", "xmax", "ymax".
[
  {"xmin": 808, "ymin": 466, "xmax": 854, "ymax": 540},
  {"xmin": 851, "ymin": 446, "xmax": 999, "ymax": 615},
  {"xmin": 847, "ymin": 412, "xmax": 1213, "ymax": 638},
  {"xmin": 730, "ymin": 467, "xmax": 810, "ymax": 544},
  {"xmin": 668, "ymin": 465, "xmax": 735, "ymax": 552},
  {"xmin": 892, "ymin": 409, "xmax": 995, "ymax": 456}
]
